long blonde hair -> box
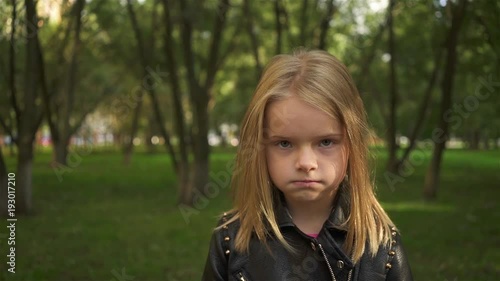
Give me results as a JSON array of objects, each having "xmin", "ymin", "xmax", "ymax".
[{"xmin": 222, "ymin": 49, "xmax": 394, "ymax": 263}]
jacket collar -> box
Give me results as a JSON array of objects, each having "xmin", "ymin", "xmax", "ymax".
[{"xmin": 274, "ymin": 185, "xmax": 350, "ymax": 232}]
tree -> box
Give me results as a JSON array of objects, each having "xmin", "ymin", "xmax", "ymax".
[
  {"xmin": 424, "ymin": 0, "xmax": 468, "ymax": 200},
  {"xmin": 10, "ymin": 0, "xmax": 44, "ymax": 214},
  {"xmin": 385, "ymin": 0, "xmax": 398, "ymax": 172},
  {"xmin": 166, "ymin": 0, "xmax": 231, "ymax": 204}
]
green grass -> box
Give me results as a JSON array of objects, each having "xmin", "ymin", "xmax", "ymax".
[{"xmin": 1, "ymin": 147, "xmax": 499, "ymax": 280}]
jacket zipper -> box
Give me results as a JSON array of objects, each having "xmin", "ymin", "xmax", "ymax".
[
  {"xmin": 318, "ymin": 243, "xmax": 337, "ymax": 281},
  {"xmin": 317, "ymin": 242, "xmax": 352, "ymax": 281},
  {"xmin": 237, "ymin": 272, "xmax": 246, "ymax": 281}
]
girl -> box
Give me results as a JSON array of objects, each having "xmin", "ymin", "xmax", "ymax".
[{"xmin": 202, "ymin": 49, "xmax": 413, "ymax": 281}]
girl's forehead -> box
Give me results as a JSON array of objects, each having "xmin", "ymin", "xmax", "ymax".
[{"xmin": 264, "ymin": 96, "xmax": 343, "ymax": 136}]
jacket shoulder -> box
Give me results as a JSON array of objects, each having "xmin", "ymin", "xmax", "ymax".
[
  {"xmin": 201, "ymin": 212, "xmax": 240, "ymax": 281},
  {"xmin": 356, "ymin": 226, "xmax": 413, "ymax": 281},
  {"xmin": 385, "ymin": 226, "xmax": 413, "ymax": 281}
]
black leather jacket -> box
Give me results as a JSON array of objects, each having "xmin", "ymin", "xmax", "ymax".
[{"xmin": 202, "ymin": 193, "xmax": 413, "ymax": 281}]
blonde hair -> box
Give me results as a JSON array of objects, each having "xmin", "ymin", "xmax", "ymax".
[{"xmin": 221, "ymin": 49, "xmax": 394, "ymax": 263}]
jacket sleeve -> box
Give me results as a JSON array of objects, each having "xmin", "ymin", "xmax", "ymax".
[
  {"xmin": 201, "ymin": 225, "xmax": 228, "ymax": 281},
  {"xmin": 386, "ymin": 231, "xmax": 413, "ymax": 281}
]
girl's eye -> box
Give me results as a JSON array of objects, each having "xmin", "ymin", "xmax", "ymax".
[
  {"xmin": 277, "ymin": 141, "xmax": 291, "ymax": 148},
  {"xmin": 320, "ymin": 139, "xmax": 334, "ymax": 147}
]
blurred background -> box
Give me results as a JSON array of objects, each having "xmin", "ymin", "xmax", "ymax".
[{"xmin": 0, "ymin": 0, "xmax": 499, "ymax": 280}]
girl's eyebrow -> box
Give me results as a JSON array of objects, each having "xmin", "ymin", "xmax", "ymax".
[{"xmin": 268, "ymin": 133, "xmax": 344, "ymax": 139}]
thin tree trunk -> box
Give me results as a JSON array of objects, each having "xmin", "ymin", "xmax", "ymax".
[
  {"xmin": 483, "ymin": 131, "xmax": 490, "ymax": 150},
  {"xmin": 424, "ymin": 0, "xmax": 468, "ymax": 200},
  {"xmin": 123, "ymin": 91, "xmax": 144, "ymax": 165},
  {"xmin": 15, "ymin": 0, "xmax": 40, "ymax": 215},
  {"xmin": 52, "ymin": 0, "xmax": 86, "ymax": 166},
  {"xmin": 126, "ymin": 0, "xmax": 179, "ymax": 173},
  {"xmin": 124, "ymin": 0, "xmax": 159, "ymax": 164},
  {"xmin": 358, "ymin": 12, "xmax": 389, "ymax": 92},
  {"xmin": 9, "ymin": 0, "xmax": 20, "ymax": 127},
  {"xmin": 274, "ymin": 0, "xmax": 283, "ymax": 54},
  {"xmin": 160, "ymin": 0, "xmax": 191, "ymax": 204},
  {"xmin": 0, "ymin": 149, "xmax": 8, "ymax": 217},
  {"xmin": 386, "ymin": 0, "xmax": 398, "ymax": 173},
  {"xmin": 494, "ymin": 131, "xmax": 499, "ymax": 149},
  {"xmin": 178, "ymin": 0, "xmax": 228, "ymax": 203},
  {"xmin": 195, "ymin": 0, "xmax": 229, "ymax": 198},
  {"xmin": 317, "ymin": 0, "xmax": 335, "ymax": 50},
  {"xmin": 193, "ymin": 101, "xmax": 210, "ymax": 196},
  {"xmin": 3, "ymin": 0, "xmax": 18, "ymax": 161},
  {"xmin": 397, "ymin": 44, "xmax": 444, "ymax": 169},
  {"xmin": 145, "ymin": 113, "xmax": 156, "ymax": 154},
  {"xmin": 299, "ymin": 0, "xmax": 309, "ymax": 46},
  {"xmin": 469, "ymin": 129, "xmax": 480, "ymax": 150},
  {"xmin": 54, "ymin": 139, "xmax": 70, "ymax": 165},
  {"xmin": 243, "ymin": 0, "xmax": 262, "ymax": 78},
  {"xmin": 15, "ymin": 142, "xmax": 34, "ymax": 214}
]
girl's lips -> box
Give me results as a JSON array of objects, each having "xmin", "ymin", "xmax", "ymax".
[
  {"xmin": 292, "ymin": 179, "xmax": 320, "ymax": 183},
  {"xmin": 292, "ymin": 180, "xmax": 321, "ymax": 187}
]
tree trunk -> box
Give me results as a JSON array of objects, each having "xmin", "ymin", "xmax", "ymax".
[
  {"xmin": 16, "ymin": 141, "xmax": 34, "ymax": 214},
  {"xmin": 161, "ymin": 0, "xmax": 192, "ymax": 205},
  {"xmin": 15, "ymin": 0, "xmax": 40, "ymax": 215},
  {"xmin": 317, "ymin": 0, "xmax": 336, "ymax": 50},
  {"xmin": 177, "ymin": 0, "xmax": 229, "ymax": 204},
  {"xmin": 177, "ymin": 168, "xmax": 193, "ymax": 206},
  {"xmin": 423, "ymin": 0, "xmax": 467, "ymax": 201},
  {"xmin": 145, "ymin": 113, "xmax": 156, "ymax": 154},
  {"xmin": 482, "ymin": 131, "xmax": 490, "ymax": 150},
  {"xmin": 243, "ymin": 0, "xmax": 262, "ymax": 78},
  {"xmin": 423, "ymin": 143, "xmax": 443, "ymax": 199},
  {"xmin": 358, "ymin": 13, "xmax": 388, "ymax": 93},
  {"xmin": 53, "ymin": 139, "xmax": 69, "ymax": 165},
  {"xmin": 274, "ymin": 0, "xmax": 283, "ymax": 54},
  {"xmin": 386, "ymin": 0, "xmax": 398, "ymax": 173},
  {"xmin": 123, "ymin": 91, "xmax": 143, "ymax": 165},
  {"xmin": 0, "ymin": 149, "xmax": 8, "ymax": 217},
  {"xmin": 127, "ymin": 0, "xmax": 179, "ymax": 173},
  {"xmin": 51, "ymin": 0, "xmax": 85, "ymax": 166},
  {"xmin": 8, "ymin": 0, "xmax": 20, "ymax": 127},
  {"xmin": 469, "ymin": 129, "xmax": 480, "ymax": 150},
  {"xmin": 299, "ymin": 0, "xmax": 309, "ymax": 46},
  {"xmin": 193, "ymin": 103, "xmax": 210, "ymax": 196},
  {"xmin": 398, "ymin": 46, "xmax": 443, "ymax": 170}
]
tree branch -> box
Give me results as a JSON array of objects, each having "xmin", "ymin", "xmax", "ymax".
[
  {"xmin": 62, "ymin": 0, "xmax": 86, "ymax": 141},
  {"xmin": 475, "ymin": 15, "xmax": 499, "ymax": 60},
  {"xmin": 357, "ymin": 11, "xmax": 389, "ymax": 93},
  {"xmin": 204, "ymin": 0, "xmax": 230, "ymax": 91},
  {"xmin": 36, "ymin": 30, "xmax": 59, "ymax": 143},
  {"xmin": 128, "ymin": 0, "xmax": 179, "ymax": 172},
  {"xmin": 215, "ymin": 14, "xmax": 244, "ymax": 72},
  {"xmin": 0, "ymin": 115, "xmax": 13, "ymax": 138},
  {"xmin": 398, "ymin": 33, "xmax": 446, "ymax": 167},
  {"xmin": 161, "ymin": 0, "xmax": 189, "ymax": 172},
  {"xmin": 179, "ymin": 0, "xmax": 201, "ymax": 102}
]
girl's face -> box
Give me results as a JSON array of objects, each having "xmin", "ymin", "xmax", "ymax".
[{"xmin": 265, "ymin": 95, "xmax": 349, "ymax": 207}]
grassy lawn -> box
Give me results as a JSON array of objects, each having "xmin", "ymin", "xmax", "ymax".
[{"xmin": 1, "ymin": 147, "xmax": 499, "ymax": 280}]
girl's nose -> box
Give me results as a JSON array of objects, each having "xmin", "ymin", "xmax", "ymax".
[{"xmin": 295, "ymin": 147, "xmax": 318, "ymax": 172}]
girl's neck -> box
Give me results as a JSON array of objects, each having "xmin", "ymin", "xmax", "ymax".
[{"xmin": 285, "ymin": 197, "xmax": 334, "ymax": 236}]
